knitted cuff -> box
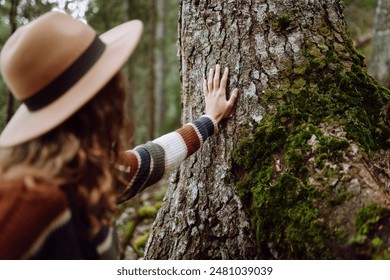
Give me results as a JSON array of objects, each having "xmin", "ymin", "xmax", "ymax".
[{"xmin": 201, "ymin": 114, "xmax": 219, "ymax": 135}]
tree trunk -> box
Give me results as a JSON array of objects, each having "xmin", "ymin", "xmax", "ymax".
[
  {"xmin": 155, "ymin": 0, "xmax": 168, "ymax": 134},
  {"xmin": 368, "ymin": 0, "xmax": 390, "ymax": 88},
  {"xmin": 123, "ymin": 0, "xmax": 136, "ymax": 148},
  {"xmin": 147, "ymin": 0, "xmax": 157, "ymax": 140},
  {"xmin": 145, "ymin": 0, "xmax": 390, "ymax": 260}
]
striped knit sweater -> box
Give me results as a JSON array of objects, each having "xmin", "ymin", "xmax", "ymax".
[{"xmin": 0, "ymin": 115, "xmax": 217, "ymax": 259}]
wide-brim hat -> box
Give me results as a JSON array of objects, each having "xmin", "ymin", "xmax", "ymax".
[{"xmin": 0, "ymin": 12, "xmax": 143, "ymax": 147}]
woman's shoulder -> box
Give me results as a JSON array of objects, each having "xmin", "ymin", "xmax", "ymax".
[
  {"xmin": 0, "ymin": 179, "xmax": 71, "ymax": 259},
  {"xmin": 0, "ymin": 179, "xmax": 69, "ymax": 218}
]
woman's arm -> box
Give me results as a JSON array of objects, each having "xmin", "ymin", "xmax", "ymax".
[{"xmin": 116, "ymin": 65, "xmax": 238, "ymax": 203}]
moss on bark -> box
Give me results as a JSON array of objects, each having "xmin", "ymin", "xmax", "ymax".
[{"xmin": 233, "ymin": 20, "xmax": 390, "ymax": 259}]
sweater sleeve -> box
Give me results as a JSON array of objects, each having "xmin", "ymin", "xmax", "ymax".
[{"xmin": 116, "ymin": 115, "xmax": 218, "ymax": 203}]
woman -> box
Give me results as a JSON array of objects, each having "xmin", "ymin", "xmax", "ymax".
[{"xmin": 0, "ymin": 12, "xmax": 238, "ymax": 259}]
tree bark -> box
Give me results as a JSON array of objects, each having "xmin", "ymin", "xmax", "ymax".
[
  {"xmin": 145, "ymin": 0, "xmax": 390, "ymax": 260},
  {"xmin": 368, "ymin": 0, "xmax": 390, "ymax": 88}
]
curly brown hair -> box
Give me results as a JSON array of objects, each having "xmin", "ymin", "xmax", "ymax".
[{"xmin": 0, "ymin": 72, "xmax": 131, "ymax": 237}]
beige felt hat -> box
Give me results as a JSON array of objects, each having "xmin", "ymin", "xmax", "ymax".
[{"xmin": 0, "ymin": 12, "xmax": 143, "ymax": 147}]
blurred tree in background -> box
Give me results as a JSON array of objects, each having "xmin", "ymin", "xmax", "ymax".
[
  {"xmin": 344, "ymin": 0, "xmax": 376, "ymax": 58},
  {"xmin": 86, "ymin": 0, "xmax": 181, "ymax": 145},
  {"xmin": 369, "ymin": 0, "xmax": 390, "ymax": 88},
  {"xmin": 0, "ymin": 0, "xmax": 53, "ymax": 127}
]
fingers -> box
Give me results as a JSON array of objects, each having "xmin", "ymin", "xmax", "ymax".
[
  {"xmin": 208, "ymin": 67, "xmax": 214, "ymax": 92},
  {"xmin": 207, "ymin": 65, "xmax": 228, "ymax": 92},
  {"xmin": 203, "ymin": 79, "xmax": 208, "ymax": 96},
  {"xmin": 226, "ymin": 88, "xmax": 239, "ymax": 113},
  {"xmin": 229, "ymin": 88, "xmax": 239, "ymax": 103},
  {"xmin": 203, "ymin": 65, "xmax": 238, "ymax": 122},
  {"xmin": 206, "ymin": 65, "xmax": 235, "ymax": 105},
  {"xmin": 220, "ymin": 67, "xmax": 229, "ymax": 92},
  {"xmin": 213, "ymin": 64, "xmax": 221, "ymax": 89}
]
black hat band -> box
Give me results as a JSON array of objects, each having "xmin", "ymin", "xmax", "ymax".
[{"xmin": 23, "ymin": 35, "xmax": 106, "ymax": 112}]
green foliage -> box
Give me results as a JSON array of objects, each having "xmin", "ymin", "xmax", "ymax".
[
  {"xmin": 349, "ymin": 205, "xmax": 390, "ymax": 259},
  {"xmin": 86, "ymin": 0, "xmax": 127, "ymax": 31},
  {"xmin": 233, "ymin": 18, "xmax": 390, "ymax": 259}
]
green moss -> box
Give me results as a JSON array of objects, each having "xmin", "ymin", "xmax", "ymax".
[
  {"xmin": 371, "ymin": 237, "xmax": 383, "ymax": 248},
  {"xmin": 308, "ymin": 46, "xmax": 322, "ymax": 57},
  {"xmin": 234, "ymin": 122, "xmax": 349, "ymax": 258},
  {"xmin": 328, "ymin": 185, "xmax": 353, "ymax": 206},
  {"xmin": 349, "ymin": 205, "xmax": 390, "ymax": 259},
  {"xmin": 375, "ymin": 251, "xmax": 390, "ymax": 260},
  {"xmin": 124, "ymin": 220, "xmax": 137, "ymax": 240},
  {"xmin": 355, "ymin": 205, "xmax": 383, "ymax": 235},
  {"xmin": 138, "ymin": 205, "xmax": 158, "ymax": 218},
  {"xmin": 233, "ymin": 27, "xmax": 390, "ymax": 259},
  {"xmin": 314, "ymin": 137, "xmax": 350, "ymax": 162},
  {"xmin": 134, "ymin": 232, "xmax": 150, "ymax": 255},
  {"xmin": 268, "ymin": 12, "xmax": 298, "ymax": 33},
  {"xmin": 154, "ymin": 201, "xmax": 163, "ymax": 210}
]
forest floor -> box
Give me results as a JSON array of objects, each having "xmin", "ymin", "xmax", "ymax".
[{"xmin": 116, "ymin": 180, "xmax": 168, "ymax": 260}]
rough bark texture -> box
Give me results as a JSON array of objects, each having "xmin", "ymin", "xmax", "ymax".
[
  {"xmin": 145, "ymin": 0, "xmax": 390, "ymax": 259},
  {"xmin": 368, "ymin": 0, "xmax": 390, "ymax": 88},
  {"xmin": 146, "ymin": 0, "xmax": 262, "ymax": 259}
]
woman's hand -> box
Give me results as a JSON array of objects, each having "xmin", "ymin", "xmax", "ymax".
[{"xmin": 204, "ymin": 64, "xmax": 238, "ymax": 123}]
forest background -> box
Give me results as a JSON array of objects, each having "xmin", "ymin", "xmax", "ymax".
[{"xmin": 0, "ymin": 0, "xmax": 385, "ymax": 259}]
